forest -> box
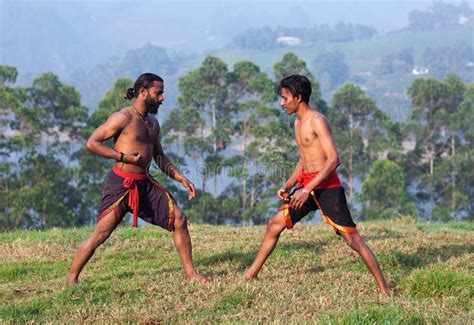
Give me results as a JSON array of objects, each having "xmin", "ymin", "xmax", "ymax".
[{"xmin": 1, "ymin": 51, "xmax": 472, "ymax": 231}]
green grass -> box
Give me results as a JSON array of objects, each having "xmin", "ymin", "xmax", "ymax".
[
  {"xmin": 0, "ymin": 219, "xmax": 473, "ymax": 322},
  {"xmin": 401, "ymin": 267, "xmax": 473, "ymax": 299},
  {"xmin": 320, "ymin": 306, "xmax": 432, "ymax": 324}
]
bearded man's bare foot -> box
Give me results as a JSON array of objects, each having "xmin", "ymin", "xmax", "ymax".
[
  {"xmin": 66, "ymin": 277, "xmax": 78, "ymax": 287},
  {"xmin": 381, "ymin": 289, "xmax": 391, "ymax": 298},
  {"xmin": 186, "ymin": 273, "xmax": 210, "ymax": 283}
]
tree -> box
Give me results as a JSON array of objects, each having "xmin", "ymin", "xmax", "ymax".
[
  {"xmin": 331, "ymin": 84, "xmax": 378, "ymax": 203},
  {"xmin": 86, "ymin": 78, "xmax": 133, "ymax": 131},
  {"xmin": 423, "ymin": 42, "xmax": 473, "ymax": 80},
  {"xmin": 163, "ymin": 56, "xmax": 233, "ymax": 195},
  {"xmin": 441, "ymin": 75, "xmax": 467, "ymax": 218},
  {"xmin": 0, "ymin": 65, "xmax": 18, "ymax": 86},
  {"xmin": 313, "ymin": 51, "xmax": 350, "ymax": 90},
  {"xmin": 406, "ymin": 77, "xmax": 449, "ymax": 218},
  {"xmin": 1, "ymin": 71, "xmax": 89, "ymax": 230},
  {"xmin": 73, "ymin": 43, "xmax": 181, "ymax": 109},
  {"xmin": 229, "ymin": 26, "xmax": 279, "ymax": 51},
  {"xmin": 427, "ymin": 77, "xmax": 473, "ymax": 220},
  {"xmin": 398, "ymin": 48, "xmax": 414, "ymax": 69},
  {"xmin": 15, "ymin": 72, "xmax": 88, "ymax": 154},
  {"xmin": 0, "ymin": 65, "xmax": 24, "ymax": 153},
  {"xmin": 0, "ymin": 66, "xmax": 25, "ymax": 230},
  {"xmin": 7, "ymin": 155, "xmax": 87, "ymax": 229},
  {"xmin": 226, "ymin": 60, "xmax": 278, "ymax": 223},
  {"xmin": 457, "ymin": 83, "xmax": 474, "ymax": 219},
  {"xmin": 378, "ymin": 54, "xmax": 394, "ymax": 76},
  {"xmin": 74, "ymin": 77, "xmax": 134, "ymax": 219},
  {"xmin": 274, "ymin": 52, "xmax": 326, "ymax": 115},
  {"xmin": 359, "ymin": 159, "xmax": 416, "ymax": 220},
  {"xmin": 404, "ymin": 76, "xmax": 472, "ymax": 219},
  {"xmin": 408, "ymin": 2, "xmax": 473, "ymax": 31}
]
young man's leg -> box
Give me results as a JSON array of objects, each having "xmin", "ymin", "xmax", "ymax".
[
  {"xmin": 66, "ymin": 208, "xmax": 123, "ymax": 285},
  {"xmin": 172, "ymin": 207, "xmax": 209, "ymax": 283},
  {"xmin": 340, "ymin": 231, "xmax": 391, "ymax": 297},
  {"xmin": 244, "ymin": 210, "xmax": 287, "ymax": 279}
]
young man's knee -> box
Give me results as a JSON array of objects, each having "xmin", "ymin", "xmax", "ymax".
[
  {"xmin": 266, "ymin": 217, "xmax": 284, "ymax": 236},
  {"xmin": 344, "ymin": 235, "xmax": 362, "ymax": 252}
]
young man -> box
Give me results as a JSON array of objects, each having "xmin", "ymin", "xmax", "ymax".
[
  {"xmin": 67, "ymin": 73, "xmax": 208, "ymax": 284},
  {"xmin": 243, "ymin": 75, "xmax": 390, "ymax": 297}
]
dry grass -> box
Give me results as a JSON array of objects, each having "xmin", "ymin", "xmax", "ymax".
[{"xmin": 0, "ymin": 218, "xmax": 473, "ymax": 323}]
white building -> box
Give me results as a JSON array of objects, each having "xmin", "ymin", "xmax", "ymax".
[
  {"xmin": 412, "ymin": 66, "xmax": 429, "ymax": 75},
  {"xmin": 276, "ymin": 36, "xmax": 302, "ymax": 46}
]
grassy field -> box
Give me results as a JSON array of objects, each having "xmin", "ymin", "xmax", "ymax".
[{"xmin": 1, "ymin": 218, "xmax": 473, "ymax": 323}]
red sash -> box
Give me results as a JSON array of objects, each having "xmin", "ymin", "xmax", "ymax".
[
  {"xmin": 297, "ymin": 170, "xmax": 341, "ymax": 189},
  {"xmin": 112, "ymin": 166, "xmax": 147, "ymax": 227}
]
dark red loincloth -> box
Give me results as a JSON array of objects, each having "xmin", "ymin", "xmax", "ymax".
[{"xmin": 96, "ymin": 166, "xmax": 176, "ymax": 231}]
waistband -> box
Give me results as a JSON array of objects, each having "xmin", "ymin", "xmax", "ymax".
[
  {"xmin": 298, "ymin": 169, "xmax": 341, "ymax": 189},
  {"xmin": 112, "ymin": 166, "xmax": 147, "ymax": 180}
]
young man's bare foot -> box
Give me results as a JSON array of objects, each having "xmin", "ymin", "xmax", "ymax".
[{"xmin": 242, "ymin": 270, "xmax": 258, "ymax": 280}]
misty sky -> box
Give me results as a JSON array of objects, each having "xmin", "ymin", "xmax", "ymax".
[{"xmin": 2, "ymin": 0, "xmax": 463, "ymax": 76}]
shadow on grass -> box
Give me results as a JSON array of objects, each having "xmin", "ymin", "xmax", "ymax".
[
  {"xmin": 390, "ymin": 243, "xmax": 473, "ymax": 272},
  {"xmin": 344, "ymin": 242, "xmax": 473, "ymax": 295},
  {"xmin": 363, "ymin": 230, "xmax": 403, "ymax": 241},
  {"xmin": 347, "ymin": 243, "xmax": 473, "ymax": 273},
  {"xmin": 197, "ymin": 239, "xmax": 327, "ymax": 273}
]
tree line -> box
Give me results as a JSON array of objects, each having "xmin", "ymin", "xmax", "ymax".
[
  {"xmin": 0, "ymin": 52, "xmax": 472, "ymax": 231},
  {"xmin": 408, "ymin": 1, "xmax": 473, "ymax": 31},
  {"xmin": 228, "ymin": 23, "xmax": 377, "ymax": 51}
]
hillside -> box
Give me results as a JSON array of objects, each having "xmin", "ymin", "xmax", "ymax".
[
  {"xmin": 64, "ymin": 25, "xmax": 471, "ymax": 119},
  {"xmin": 1, "ymin": 219, "xmax": 472, "ymax": 322},
  {"xmin": 1, "ymin": 0, "xmax": 436, "ymax": 77},
  {"xmin": 215, "ymin": 26, "xmax": 472, "ymax": 73},
  {"xmin": 212, "ymin": 26, "xmax": 472, "ymax": 120}
]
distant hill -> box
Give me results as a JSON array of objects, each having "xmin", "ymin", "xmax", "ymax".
[
  {"xmin": 1, "ymin": 0, "xmax": 445, "ymax": 81},
  {"xmin": 214, "ymin": 26, "xmax": 472, "ymax": 76},
  {"xmin": 69, "ymin": 43, "xmax": 189, "ymax": 111},
  {"xmin": 60, "ymin": 23, "xmax": 472, "ymax": 122},
  {"xmin": 212, "ymin": 25, "xmax": 473, "ymax": 120}
]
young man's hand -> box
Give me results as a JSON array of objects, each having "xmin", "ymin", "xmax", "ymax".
[
  {"xmin": 277, "ymin": 186, "xmax": 290, "ymax": 202},
  {"xmin": 290, "ymin": 188, "xmax": 310, "ymax": 209}
]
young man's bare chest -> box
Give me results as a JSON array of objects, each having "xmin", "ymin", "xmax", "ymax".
[
  {"xmin": 295, "ymin": 119, "xmax": 319, "ymax": 149},
  {"xmin": 295, "ymin": 118, "xmax": 328, "ymax": 170}
]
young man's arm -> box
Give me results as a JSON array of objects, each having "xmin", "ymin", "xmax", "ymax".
[
  {"xmin": 85, "ymin": 111, "xmax": 141, "ymax": 164},
  {"xmin": 290, "ymin": 117, "xmax": 340, "ymax": 209},
  {"xmin": 153, "ymin": 124, "xmax": 196, "ymax": 200}
]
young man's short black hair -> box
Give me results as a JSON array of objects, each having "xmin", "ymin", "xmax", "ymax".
[{"xmin": 278, "ymin": 75, "xmax": 312, "ymax": 103}]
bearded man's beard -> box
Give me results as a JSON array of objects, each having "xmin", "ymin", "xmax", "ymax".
[{"xmin": 145, "ymin": 96, "xmax": 161, "ymax": 114}]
